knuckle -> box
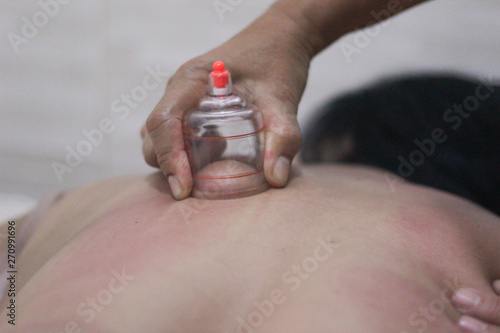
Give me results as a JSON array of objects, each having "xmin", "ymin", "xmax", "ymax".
[
  {"xmin": 142, "ymin": 143, "xmax": 157, "ymax": 167},
  {"xmin": 146, "ymin": 110, "xmax": 179, "ymax": 134},
  {"xmin": 177, "ymin": 58, "xmax": 211, "ymax": 82},
  {"xmin": 142, "ymin": 150, "xmax": 153, "ymax": 165},
  {"xmin": 156, "ymin": 153, "xmax": 174, "ymax": 174},
  {"xmin": 267, "ymin": 131, "xmax": 302, "ymax": 159},
  {"xmin": 286, "ymin": 131, "xmax": 303, "ymax": 154},
  {"xmin": 144, "ymin": 152, "xmax": 158, "ymax": 168},
  {"xmin": 268, "ymin": 115, "xmax": 302, "ymax": 149},
  {"xmin": 156, "ymin": 150, "xmax": 185, "ymax": 174},
  {"xmin": 146, "ymin": 110, "xmax": 168, "ymax": 133},
  {"xmin": 166, "ymin": 75, "xmax": 176, "ymax": 88},
  {"xmin": 281, "ymin": 126, "xmax": 302, "ymax": 147}
]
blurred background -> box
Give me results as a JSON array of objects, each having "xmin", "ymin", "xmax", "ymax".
[{"xmin": 1, "ymin": 0, "xmax": 500, "ymax": 219}]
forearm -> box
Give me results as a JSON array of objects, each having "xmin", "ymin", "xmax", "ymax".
[
  {"xmin": 269, "ymin": 0, "xmax": 429, "ymax": 56},
  {"xmin": 209, "ymin": 0, "xmax": 429, "ymax": 71}
]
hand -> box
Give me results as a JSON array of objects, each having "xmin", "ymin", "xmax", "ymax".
[
  {"xmin": 142, "ymin": 6, "xmax": 311, "ymax": 199},
  {"xmin": 452, "ymin": 280, "xmax": 500, "ymax": 332}
]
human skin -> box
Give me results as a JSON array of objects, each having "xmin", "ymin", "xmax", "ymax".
[
  {"xmin": 142, "ymin": 0, "xmax": 429, "ymax": 200},
  {"xmin": 1, "ymin": 164, "xmax": 499, "ymax": 332}
]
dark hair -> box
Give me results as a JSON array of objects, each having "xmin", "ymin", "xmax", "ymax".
[{"xmin": 301, "ymin": 74, "xmax": 500, "ymax": 215}]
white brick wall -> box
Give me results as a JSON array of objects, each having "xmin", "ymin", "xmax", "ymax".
[{"xmin": 1, "ymin": 0, "xmax": 500, "ymax": 204}]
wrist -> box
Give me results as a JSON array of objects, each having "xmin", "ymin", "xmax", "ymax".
[
  {"xmin": 227, "ymin": 2, "xmax": 316, "ymax": 63},
  {"xmin": 270, "ymin": 0, "xmax": 342, "ymax": 57},
  {"xmin": 263, "ymin": 3, "xmax": 318, "ymax": 60}
]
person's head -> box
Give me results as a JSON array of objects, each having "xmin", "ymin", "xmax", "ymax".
[{"xmin": 301, "ymin": 74, "xmax": 500, "ymax": 214}]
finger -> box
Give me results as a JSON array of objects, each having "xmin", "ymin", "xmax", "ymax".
[
  {"xmin": 142, "ymin": 132, "xmax": 159, "ymax": 167},
  {"xmin": 494, "ymin": 281, "xmax": 500, "ymax": 295},
  {"xmin": 260, "ymin": 98, "xmax": 301, "ymax": 187},
  {"xmin": 146, "ymin": 62, "xmax": 209, "ymax": 199},
  {"xmin": 452, "ymin": 288, "xmax": 500, "ymax": 325},
  {"xmin": 140, "ymin": 124, "xmax": 147, "ymax": 139},
  {"xmin": 146, "ymin": 106, "xmax": 192, "ymax": 200},
  {"xmin": 458, "ymin": 315, "xmax": 500, "ymax": 333}
]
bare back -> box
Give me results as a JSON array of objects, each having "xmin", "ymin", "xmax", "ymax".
[{"xmin": 2, "ymin": 165, "xmax": 500, "ymax": 333}]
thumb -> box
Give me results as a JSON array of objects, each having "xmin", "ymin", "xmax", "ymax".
[
  {"xmin": 261, "ymin": 98, "xmax": 301, "ymax": 187},
  {"xmin": 453, "ymin": 287, "xmax": 500, "ymax": 326}
]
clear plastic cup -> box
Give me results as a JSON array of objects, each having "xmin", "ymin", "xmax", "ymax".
[{"xmin": 182, "ymin": 61, "xmax": 269, "ymax": 199}]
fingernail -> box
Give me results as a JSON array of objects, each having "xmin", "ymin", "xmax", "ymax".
[
  {"xmin": 168, "ymin": 175, "xmax": 183, "ymax": 199},
  {"xmin": 458, "ymin": 316, "xmax": 487, "ymax": 333},
  {"xmin": 273, "ymin": 156, "xmax": 290, "ymax": 185},
  {"xmin": 494, "ymin": 280, "xmax": 500, "ymax": 294},
  {"xmin": 453, "ymin": 288, "xmax": 481, "ymax": 311}
]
